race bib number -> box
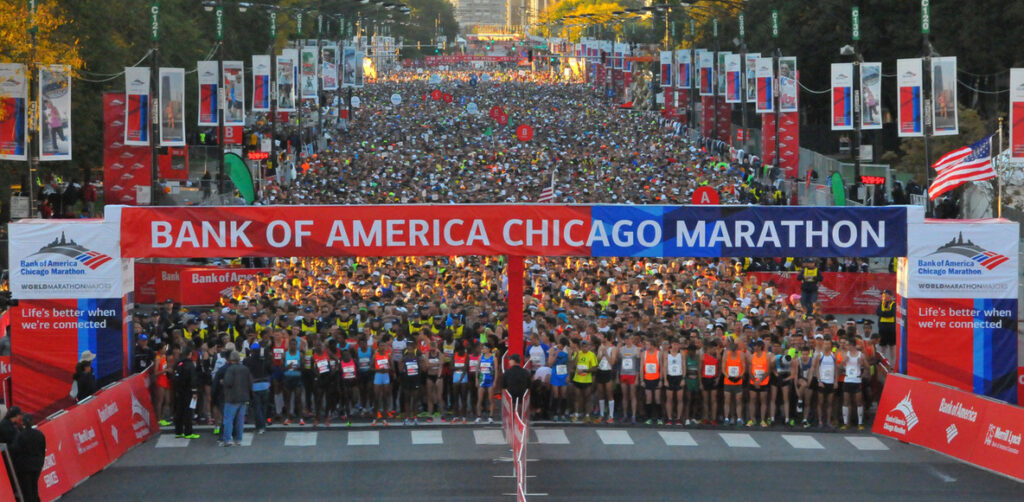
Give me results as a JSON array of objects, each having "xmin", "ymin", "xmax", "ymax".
[
  {"xmin": 454, "ymin": 361, "xmax": 465, "ymax": 369},
  {"xmin": 343, "ymin": 366, "xmax": 356, "ymax": 379},
  {"xmin": 555, "ymin": 364, "xmax": 568, "ymax": 376},
  {"xmin": 821, "ymin": 367, "xmax": 834, "ymax": 381},
  {"xmin": 645, "ymin": 363, "xmax": 657, "ymax": 374},
  {"xmin": 846, "ymin": 365, "xmax": 860, "ymax": 379},
  {"xmin": 376, "ymin": 359, "xmax": 388, "ymax": 370},
  {"xmin": 668, "ymin": 363, "xmax": 682, "ymax": 376},
  {"xmin": 429, "ymin": 358, "xmax": 440, "ymax": 365},
  {"xmin": 754, "ymin": 370, "xmax": 765, "ymax": 381},
  {"xmin": 728, "ymin": 366, "xmax": 740, "ymax": 378},
  {"xmin": 531, "ymin": 354, "xmax": 544, "ymax": 366},
  {"xmin": 406, "ymin": 361, "xmax": 419, "ymax": 376},
  {"xmin": 577, "ymin": 364, "xmax": 589, "ymax": 375},
  {"xmin": 316, "ymin": 359, "xmax": 329, "ymax": 374},
  {"xmin": 273, "ymin": 348, "xmax": 285, "ymax": 361},
  {"xmin": 480, "ymin": 361, "xmax": 492, "ymax": 375},
  {"xmin": 621, "ymin": 358, "xmax": 634, "ymax": 371},
  {"xmin": 599, "ymin": 359, "xmax": 612, "ymax": 371},
  {"xmin": 469, "ymin": 360, "xmax": 479, "ymax": 372},
  {"xmin": 703, "ymin": 364, "xmax": 716, "ymax": 377},
  {"xmin": 358, "ymin": 357, "xmax": 370, "ymax": 369}
]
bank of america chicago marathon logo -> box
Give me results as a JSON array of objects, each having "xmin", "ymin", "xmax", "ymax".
[
  {"xmin": 882, "ymin": 391, "xmax": 919, "ymax": 435},
  {"xmin": 929, "ymin": 232, "xmax": 1009, "ymax": 271},
  {"xmin": 31, "ymin": 232, "xmax": 112, "ymax": 270}
]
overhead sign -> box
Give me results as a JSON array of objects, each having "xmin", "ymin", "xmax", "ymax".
[
  {"xmin": 119, "ymin": 205, "xmax": 915, "ymax": 259},
  {"xmin": 10, "ymin": 221, "xmax": 129, "ymax": 299}
]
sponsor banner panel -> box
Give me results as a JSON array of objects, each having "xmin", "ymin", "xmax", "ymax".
[
  {"xmin": 10, "ymin": 221, "xmax": 125, "ymax": 300},
  {"xmin": 905, "ymin": 221, "xmax": 1018, "ymax": 299},
  {"xmin": 874, "ymin": 374, "xmax": 1023, "ymax": 481},
  {"xmin": 179, "ymin": 267, "xmax": 271, "ymax": 305},
  {"xmin": 747, "ymin": 272, "xmax": 894, "ymax": 315},
  {"xmin": 120, "ymin": 205, "xmax": 912, "ymax": 259}
]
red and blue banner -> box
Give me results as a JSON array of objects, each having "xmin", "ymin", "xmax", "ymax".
[
  {"xmin": 123, "ymin": 67, "xmax": 150, "ymax": 146},
  {"xmin": 0, "ymin": 63, "xmax": 27, "ymax": 161},
  {"xmin": 698, "ymin": 51, "xmax": 713, "ymax": 96},
  {"xmin": 197, "ymin": 60, "xmax": 219, "ymax": 126},
  {"xmin": 897, "ymin": 58, "xmax": 924, "ymax": 137},
  {"xmin": 675, "ymin": 50, "xmax": 691, "ymax": 89},
  {"xmin": 831, "ymin": 63, "xmax": 853, "ymax": 130},
  {"xmin": 755, "ymin": 57, "xmax": 774, "ymax": 114},
  {"xmin": 119, "ymin": 205, "xmax": 913, "ymax": 259},
  {"xmin": 724, "ymin": 54, "xmax": 741, "ymax": 103},
  {"xmin": 659, "ymin": 51, "xmax": 672, "ymax": 88}
]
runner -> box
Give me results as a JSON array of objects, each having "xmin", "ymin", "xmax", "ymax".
[
  {"xmin": 641, "ymin": 337, "xmax": 664, "ymax": 425},
  {"xmin": 475, "ymin": 344, "xmax": 496, "ymax": 424},
  {"xmin": 812, "ymin": 338, "xmax": 838, "ymax": 429},
  {"xmin": 595, "ymin": 336, "xmax": 617, "ymax": 424},
  {"xmin": 616, "ymin": 336, "xmax": 641, "ymax": 424},
  {"xmin": 700, "ymin": 340, "xmax": 721, "ymax": 425},
  {"xmin": 570, "ymin": 339, "xmax": 597, "ymax": 423},
  {"xmin": 683, "ymin": 343, "xmax": 701, "ymax": 426},
  {"xmin": 840, "ymin": 336, "xmax": 869, "ymax": 430},
  {"xmin": 372, "ymin": 337, "xmax": 392, "ymax": 426},
  {"xmin": 451, "ymin": 344, "xmax": 470, "ymax": 424},
  {"xmin": 747, "ymin": 340, "xmax": 770, "ymax": 427},
  {"xmin": 721, "ymin": 341, "xmax": 746, "ymax": 426},
  {"xmin": 795, "ymin": 345, "xmax": 814, "ymax": 428},
  {"xmin": 548, "ymin": 338, "xmax": 571, "ymax": 422},
  {"xmin": 355, "ymin": 336, "xmax": 374, "ymax": 418},
  {"xmin": 400, "ymin": 345, "xmax": 422, "ymax": 426},
  {"xmin": 664, "ymin": 338, "xmax": 684, "ymax": 425},
  {"xmin": 338, "ymin": 346, "xmax": 358, "ymax": 424},
  {"xmin": 282, "ymin": 338, "xmax": 305, "ymax": 425},
  {"xmin": 424, "ymin": 342, "xmax": 445, "ymax": 422}
]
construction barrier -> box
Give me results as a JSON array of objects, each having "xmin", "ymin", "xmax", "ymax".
[{"xmin": 502, "ymin": 390, "xmax": 530, "ymax": 501}]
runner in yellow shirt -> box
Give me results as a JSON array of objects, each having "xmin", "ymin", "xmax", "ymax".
[{"xmin": 571, "ymin": 340, "xmax": 598, "ymax": 423}]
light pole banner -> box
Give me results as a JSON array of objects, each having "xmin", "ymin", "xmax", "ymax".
[
  {"xmin": 659, "ymin": 51, "xmax": 672, "ymax": 88},
  {"xmin": 724, "ymin": 54, "xmax": 741, "ymax": 103},
  {"xmin": 698, "ymin": 51, "xmax": 714, "ymax": 96},
  {"xmin": 861, "ymin": 62, "xmax": 883, "ymax": 130},
  {"xmin": 322, "ymin": 46, "xmax": 339, "ymax": 91},
  {"xmin": 354, "ymin": 51, "xmax": 366, "ymax": 88},
  {"xmin": 0, "ymin": 63, "xmax": 27, "ymax": 161},
  {"xmin": 123, "ymin": 66, "xmax": 150, "ymax": 146},
  {"xmin": 831, "ymin": 63, "xmax": 854, "ymax": 130},
  {"xmin": 755, "ymin": 57, "xmax": 774, "ymax": 114},
  {"xmin": 716, "ymin": 52, "xmax": 729, "ymax": 96},
  {"xmin": 897, "ymin": 58, "xmax": 924, "ymax": 137},
  {"xmin": 613, "ymin": 43, "xmax": 625, "ymax": 70},
  {"xmin": 277, "ymin": 51, "xmax": 297, "ymax": 112},
  {"xmin": 252, "ymin": 55, "xmax": 271, "ymax": 112},
  {"xmin": 341, "ymin": 46, "xmax": 358, "ymax": 88},
  {"xmin": 744, "ymin": 53, "xmax": 759, "ymax": 103},
  {"xmin": 158, "ymin": 68, "xmax": 186, "ymax": 147},
  {"xmin": 197, "ymin": 60, "xmax": 219, "ymax": 127},
  {"xmin": 676, "ymin": 50, "xmax": 691, "ymax": 89},
  {"xmin": 1011, "ymin": 68, "xmax": 1024, "ymax": 159},
  {"xmin": 222, "ymin": 61, "xmax": 245, "ymax": 126},
  {"xmin": 38, "ymin": 65, "xmax": 71, "ymax": 161},
  {"xmin": 931, "ymin": 56, "xmax": 958, "ymax": 136},
  {"xmin": 300, "ymin": 46, "xmax": 318, "ymax": 100},
  {"xmin": 778, "ymin": 57, "xmax": 798, "ymax": 113}
]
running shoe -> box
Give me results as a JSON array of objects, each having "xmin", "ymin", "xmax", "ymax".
[
  {"xmin": 257, "ymin": 429, "xmax": 266, "ymax": 435},
  {"xmin": 266, "ymin": 418, "xmax": 273, "ymax": 426},
  {"xmin": 382, "ymin": 420, "xmax": 389, "ymax": 426},
  {"xmin": 746, "ymin": 420, "xmax": 754, "ymax": 427},
  {"xmin": 788, "ymin": 419, "xmax": 796, "ymax": 427},
  {"xmin": 858, "ymin": 425, "xmax": 865, "ymax": 431},
  {"xmin": 213, "ymin": 427, "xmax": 221, "ymax": 435},
  {"xmin": 158, "ymin": 420, "xmax": 172, "ymax": 427},
  {"xmin": 474, "ymin": 417, "xmax": 481, "ymax": 424},
  {"xmin": 657, "ymin": 419, "xmax": 664, "ymax": 426},
  {"xmin": 607, "ymin": 417, "xmax": 615, "ymax": 424},
  {"xmin": 840, "ymin": 424, "xmax": 849, "ymax": 431},
  {"xmin": 760, "ymin": 420, "xmax": 768, "ymax": 428},
  {"xmin": 314, "ymin": 420, "xmax": 320, "ymax": 427},
  {"xmin": 461, "ymin": 417, "xmax": 467, "ymax": 424},
  {"xmin": 299, "ymin": 419, "xmax": 306, "ymax": 426},
  {"xmin": 232, "ymin": 441, "xmax": 242, "ymax": 447},
  {"xmin": 802, "ymin": 420, "xmax": 811, "ymax": 429},
  {"xmin": 184, "ymin": 434, "xmax": 200, "ymax": 439},
  {"xmin": 175, "ymin": 434, "xmax": 184, "ymax": 439},
  {"xmin": 571, "ymin": 416, "xmax": 580, "ymax": 423},
  {"xmin": 404, "ymin": 419, "xmax": 411, "ymax": 426},
  {"xmin": 283, "ymin": 419, "xmax": 292, "ymax": 426},
  {"xmin": 413, "ymin": 418, "xmax": 419, "ymax": 426},
  {"xmin": 487, "ymin": 417, "xmax": 494, "ymax": 424},
  {"xmin": 371, "ymin": 419, "xmax": 379, "ymax": 426},
  {"xmin": 631, "ymin": 417, "xmax": 638, "ymax": 425},
  {"xmin": 644, "ymin": 419, "xmax": 654, "ymax": 425}
]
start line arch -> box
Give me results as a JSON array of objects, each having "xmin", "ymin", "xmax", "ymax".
[{"xmin": 113, "ymin": 203, "xmax": 922, "ymax": 358}]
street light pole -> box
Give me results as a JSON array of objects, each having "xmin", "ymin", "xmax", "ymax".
[
  {"xmin": 689, "ymin": 18, "xmax": 696, "ymax": 141},
  {"xmin": 738, "ymin": 10, "xmax": 747, "ymax": 152},
  {"xmin": 269, "ymin": 9, "xmax": 278, "ymax": 188},
  {"xmin": 771, "ymin": 9, "xmax": 780, "ymax": 176},
  {"xmin": 712, "ymin": 17, "xmax": 719, "ymax": 141},
  {"xmin": 921, "ymin": 0, "xmax": 933, "ymax": 215},
  {"xmin": 851, "ymin": 6, "xmax": 862, "ymax": 201},
  {"xmin": 215, "ymin": 2, "xmax": 226, "ymax": 195},
  {"xmin": 150, "ymin": 1, "xmax": 160, "ymax": 205},
  {"xmin": 27, "ymin": 0, "xmax": 37, "ymax": 217}
]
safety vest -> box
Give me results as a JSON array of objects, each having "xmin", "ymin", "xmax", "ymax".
[
  {"xmin": 643, "ymin": 350, "xmax": 660, "ymax": 381},
  {"xmin": 880, "ymin": 301, "xmax": 895, "ymax": 323}
]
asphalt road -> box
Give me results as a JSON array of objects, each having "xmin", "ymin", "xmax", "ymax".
[{"xmin": 63, "ymin": 426, "xmax": 1022, "ymax": 502}]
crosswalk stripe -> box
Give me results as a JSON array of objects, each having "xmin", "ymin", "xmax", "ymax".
[
  {"xmin": 659, "ymin": 431, "xmax": 698, "ymax": 446},
  {"xmin": 845, "ymin": 436, "xmax": 888, "ymax": 451},
  {"xmin": 411, "ymin": 430, "xmax": 443, "ymax": 445},
  {"xmin": 782, "ymin": 434, "xmax": 824, "ymax": 449},
  {"xmin": 155, "ymin": 435, "xmax": 190, "ymax": 448},
  {"xmin": 718, "ymin": 433, "xmax": 760, "ymax": 448},
  {"xmin": 473, "ymin": 429, "xmax": 506, "ymax": 445},
  {"xmin": 534, "ymin": 429, "xmax": 570, "ymax": 444},
  {"xmin": 596, "ymin": 429, "xmax": 633, "ymax": 445},
  {"xmin": 284, "ymin": 432, "xmax": 318, "ymax": 446},
  {"xmin": 348, "ymin": 431, "xmax": 380, "ymax": 446}
]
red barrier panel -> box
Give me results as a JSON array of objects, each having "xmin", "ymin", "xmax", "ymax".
[
  {"xmin": 33, "ymin": 371, "xmax": 157, "ymax": 501},
  {"xmin": 747, "ymin": 272, "xmax": 895, "ymax": 315},
  {"xmin": 179, "ymin": 267, "xmax": 271, "ymax": 305},
  {"xmin": 0, "ymin": 452, "xmax": 14, "ymax": 502},
  {"xmin": 873, "ymin": 374, "xmax": 1024, "ymax": 482}
]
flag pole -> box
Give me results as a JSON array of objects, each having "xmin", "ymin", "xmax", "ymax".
[{"xmin": 997, "ymin": 117, "xmax": 1003, "ymax": 218}]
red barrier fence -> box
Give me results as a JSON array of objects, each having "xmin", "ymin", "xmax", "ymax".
[
  {"xmin": 34, "ymin": 370, "xmax": 158, "ymax": 502},
  {"xmin": 873, "ymin": 373, "xmax": 1024, "ymax": 482},
  {"xmin": 747, "ymin": 271, "xmax": 895, "ymax": 315},
  {"xmin": 502, "ymin": 390, "xmax": 531, "ymax": 501}
]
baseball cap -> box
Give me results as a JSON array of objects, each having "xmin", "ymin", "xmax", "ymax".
[{"xmin": 138, "ymin": 334, "xmax": 148, "ymax": 341}]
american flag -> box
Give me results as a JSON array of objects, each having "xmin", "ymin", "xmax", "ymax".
[
  {"xmin": 928, "ymin": 135, "xmax": 995, "ymax": 200},
  {"xmin": 537, "ymin": 186, "xmax": 555, "ymax": 203}
]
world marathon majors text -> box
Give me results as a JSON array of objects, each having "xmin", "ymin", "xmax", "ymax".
[{"xmin": 148, "ymin": 217, "xmax": 891, "ymax": 251}]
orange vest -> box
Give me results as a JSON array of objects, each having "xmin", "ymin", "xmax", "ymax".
[
  {"xmin": 750, "ymin": 352, "xmax": 769, "ymax": 387},
  {"xmin": 643, "ymin": 350, "xmax": 660, "ymax": 381},
  {"xmin": 724, "ymin": 352, "xmax": 743, "ymax": 385}
]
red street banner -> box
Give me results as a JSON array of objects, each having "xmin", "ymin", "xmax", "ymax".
[
  {"xmin": 747, "ymin": 272, "xmax": 895, "ymax": 315},
  {"xmin": 423, "ymin": 55, "xmax": 520, "ymax": 65},
  {"xmin": 1010, "ymin": 69, "xmax": 1024, "ymax": 160},
  {"xmin": 874, "ymin": 374, "xmax": 1024, "ymax": 482},
  {"xmin": 179, "ymin": 267, "xmax": 271, "ymax": 305}
]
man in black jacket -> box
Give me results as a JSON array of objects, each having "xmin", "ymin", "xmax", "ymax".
[
  {"xmin": 0, "ymin": 406, "xmax": 22, "ymax": 446},
  {"xmin": 221, "ymin": 351, "xmax": 252, "ymax": 446},
  {"xmin": 173, "ymin": 345, "xmax": 200, "ymax": 439},
  {"xmin": 244, "ymin": 342, "xmax": 272, "ymax": 434},
  {"xmin": 503, "ymin": 355, "xmax": 531, "ymax": 400},
  {"xmin": 12, "ymin": 414, "xmax": 45, "ymax": 502}
]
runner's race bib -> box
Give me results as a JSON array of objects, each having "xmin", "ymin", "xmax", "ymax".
[
  {"xmin": 555, "ymin": 364, "xmax": 568, "ymax": 376},
  {"xmin": 728, "ymin": 366, "xmax": 740, "ymax": 378},
  {"xmin": 621, "ymin": 358, "xmax": 634, "ymax": 371},
  {"xmin": 480, "ymin": 362, "xmax": 492, "ymax": 375},
  {"xmin": 577, "ymin": 364, "xmax": 588, "ymax": 375},
  {"xmin": 703, "ymin": 364, "xmax": 716, "ymax": 377},
  {"xmin": 645, "ymin": 363, "xmax": 657, "ymax": 374},
  {"xmin": 821, "ymin": 367, "xmax": 834, "ymax": 381},
  {"xmin": 846, "ymin": 365, "xmax": 860, "ymax": 379},
  {"xmin": 668, "ymin": 363, "xmax": 682, "ymax": 376},
  {"xmin": 599, "ymin": 358, "xmax": 612, "ymax": 371},
  {"xmin": 316, "ymin": 359, "xmax": 329, "ymax": 374}
]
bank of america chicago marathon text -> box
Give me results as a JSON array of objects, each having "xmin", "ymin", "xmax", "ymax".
[
  {"xmin": 18, "ymin": 258, "xmax": 87, "ymax": 277},
  {"xmin": 148, "ymin": 217, "xmax": 891, "ymax": 250}
]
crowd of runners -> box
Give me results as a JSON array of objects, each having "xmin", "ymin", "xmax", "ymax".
[{"xmin": 130, "ymin": 68, "xmax": 897, "ymax": 444}]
